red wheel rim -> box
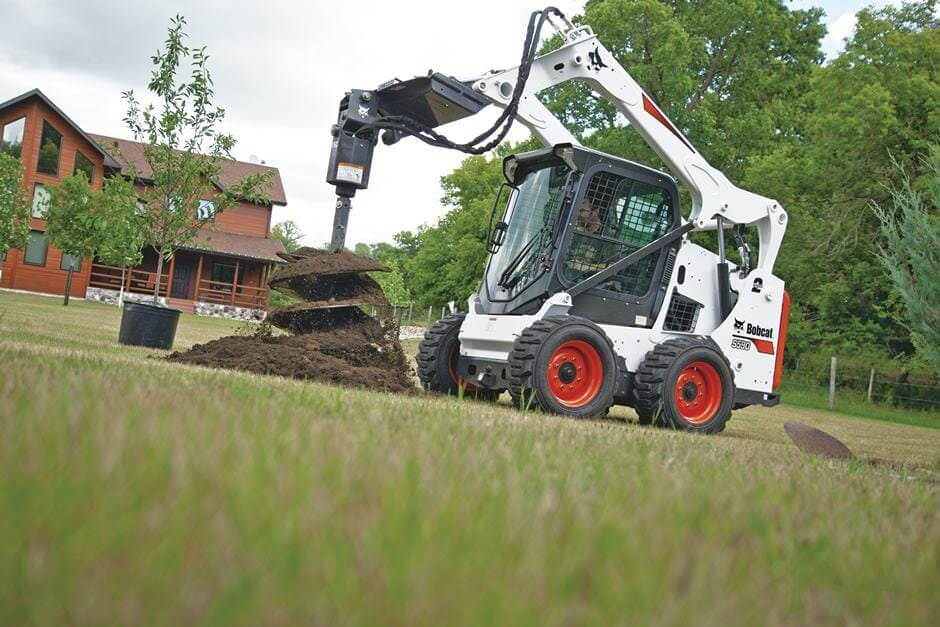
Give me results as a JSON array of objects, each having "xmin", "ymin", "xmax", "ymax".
[
  {"xmin": 448, "ymin": 343, "xmax": 481, "ymax": 393},
  {"xmin": 547, "ymin": 340, "xmax": 604, "ymax": 408},
  {"xmin": 674, "ymin": 361, "xmax": 722, "ymax": 424}
]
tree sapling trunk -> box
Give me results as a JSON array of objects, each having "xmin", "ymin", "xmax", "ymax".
[
  {"xmin": 153, "ymin": 247, "xmax": 164, "ymax": 303},
  {"xmin": 63, "ymin": 267, "xmax": 73, "ymax": 306}
]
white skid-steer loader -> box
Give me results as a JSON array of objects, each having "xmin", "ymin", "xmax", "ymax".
[{"xmin": 324, "ymin": 6, "xmax": 791, "ymax": 433}]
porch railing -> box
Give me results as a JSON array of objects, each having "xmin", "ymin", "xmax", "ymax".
[
  {"xmin": 89, "ymin": 263, "xmax": 270, "ymax": 309},
  {"xmin": 89, "ymin": 264, "xmax": 169, "ymax": 298},
  {"xmin": 196, "ymin": 279, "xmax": 269, "ymax": 309}
]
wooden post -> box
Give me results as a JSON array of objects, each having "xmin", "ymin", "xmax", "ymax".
[
  {"xmin": 232, "ymin": 259, "xmax": 241, "ymax": 306},
  {"xmin": 260, "ymin": 264, "xmax": 269, "ymax": 306},
  {"xmin": 407, "ymin": 302, "xmax": 414, "ymax": 324},
  {"xmin": 194, "ymin": 254, "xmax": 204, "ymax": 302},
  {"xmin": 441, "ymin": 305, "xmax": 445, "ymax": 320},
  {"xmin": 829, "ymin": 356, "xmax": 837, "ymax": 411},
  {"xmin": 427, "ymin": 305, "xmax": 432, "ymax": 325},
  {"xmin": 165, "ymin": 254, "xmax": 176, "ymax": 299},
  {"xmin": 867, "ymin": 368, "xmax": 876, "ymax": 403}
]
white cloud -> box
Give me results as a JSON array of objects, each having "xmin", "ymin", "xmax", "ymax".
[{"xmin": 821, "ymin": 11, "xmax": 858, "ymax": 58}]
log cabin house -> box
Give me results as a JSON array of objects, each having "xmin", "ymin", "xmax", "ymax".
[{"xmin": 0, "ymin": 89, "xmax": 287, "ymax": 320}]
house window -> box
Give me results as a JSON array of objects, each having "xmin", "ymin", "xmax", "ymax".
[
  {"xmin": 60, "ymin": 253, "xmax": 82, "ymax": 271},
  {"xmin": 36, "ymin": 121, "xmax": 63, "ymax": 176},
  {"xmin": 197, "ymin": 199, "xmax": 215, "ymax": 221},
  {"xmin": 32, "ymin": 184, "xmax": 51, "ymax": 219},
  {"xmin": 210, "ymin": 262, "xmax": 236, "ymax": 289},
  {"xmin": 1, "ymin": 117, "xmax": 25, "ymax": 159},
  {"xmin": 23, "ymin": 230, "xmax": 48, "ymax": 266},
  {"xmin": 73, "ymin": 150, "xmax": 95, "ymax": 183}
]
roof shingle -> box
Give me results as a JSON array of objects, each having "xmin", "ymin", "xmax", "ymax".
[
  {"xmin": 182, "ymin": 230, "xmax": 287, "ymax": 264},
  {"xmin": 89, "ymin": 134, "xmax": 288, "ymax": 206}
]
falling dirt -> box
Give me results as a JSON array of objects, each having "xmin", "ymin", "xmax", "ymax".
[{"xmin": 167, "ymin": 248, "xmax": 416, "ymax": 394}]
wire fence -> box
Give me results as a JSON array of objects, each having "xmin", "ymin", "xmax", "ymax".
[
  {"xmin": 367, "ymin": 302, "xmax": 465, "ymax": 328},
  {"xmin": 785, "ymin": 355, "xmax": 940, "ymax": 413}
]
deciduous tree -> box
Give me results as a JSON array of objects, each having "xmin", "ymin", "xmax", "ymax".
[
  {"xmin": 0, "ymin": 153, "xmax": 30, "ymax": 271},
  {"xmin": 118, "ymin": 15, "xmax": 270, "ymax": 302},
  {"xmin": 44, "ymin": 174, "xmax": 97, "ymax": 305}
]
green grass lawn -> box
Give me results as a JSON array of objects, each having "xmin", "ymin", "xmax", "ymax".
[{"xmin": 1, "ymin": 291, "xmax": 938, "ymax": 626}]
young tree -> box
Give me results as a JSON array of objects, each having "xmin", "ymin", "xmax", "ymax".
[
  {"xmin": 94, "ymin": 175, "xmax": 146, "ymax": 307},
  {"xmin": 271, "ymin": 220, "xmax": 303, "ymax": 253},
  {"xmin": 0, "ymin": 152, "xmax": 30, "ymax": 278},
  {"xmin": 875, "ymin": 147, "xmax": 940, "ymax": 370},
  {"xmin": 119, "ymin": 15, "xmax": 270, "ymax": 302},
  {"xmin": 43, "ymin": 174, "xmax": 97, "ymax": 305}
]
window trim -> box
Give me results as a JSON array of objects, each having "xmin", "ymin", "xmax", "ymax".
[
  {"xmin": 0, "ymin": 116, "xmax": 26, "ymax": 159},
  {"xmin": 23, "ymin": 230, "xmax": 48, "ymax": 267},
  {"xmin": 36, "ymin": 120, "xmax": 63, "ymax": 177}
]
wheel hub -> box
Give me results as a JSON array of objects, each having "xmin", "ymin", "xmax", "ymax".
[
  {"xmin": 547, "ymin": 340, "xmax": 604, "ymax": 409},
  {"xmin": 557, "ymin": 361, "xmax": 577, "ymax": 384},
  {"xmin": 674, "ymin": 361, "xmax": 722, "ymax": 425}
]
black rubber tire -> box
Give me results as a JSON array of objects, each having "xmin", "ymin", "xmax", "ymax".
[
  {"xmin": 634, "ymin": 406, "xmax": 654, "ymax": 426},
  {"xmin": 417, "ymin": 315, "xmax": 502, "ymax": 400},
  {"xmin": 507, "ymin": 316, "xmax": 617, "ymax": 419},
  {"xmin": 634, "ymin": 337, "xmax": 734, "ymax": 434}
]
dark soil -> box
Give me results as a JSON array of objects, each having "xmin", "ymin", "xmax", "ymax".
[
  {"xmin": 271, "ymin": 248, "xmax": 388, "ymax": 282},
  {"xmin": 167, "ymin": 315, "xmax": 414, "ymax": 393},
  {"xmin": 166, "ymin": 247, "xmax": 417, "ymax": 394},
  {"xmin": 271, "ymin": 272, "xmax": 387, "ymax": 305},
  {"xmin": 268, "ymin": 304, "xmax": 375, "ymax": 335}
]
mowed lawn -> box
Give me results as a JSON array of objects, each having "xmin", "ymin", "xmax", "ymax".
[{"xmin": 0, "ymin": 291, "xmax": 937, "ymax": 626}]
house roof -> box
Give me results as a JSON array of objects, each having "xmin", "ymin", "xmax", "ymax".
[
  {"xmin": 89, "ymin": 134, "xmax": 288, "ymax": 206},
  {"xmin": 182, "ymin": 230, "xmax": 287, "ymax": 264},
  {"xmin": 0, "ymin": 89, "xmax": 122, "ymax": 169}
]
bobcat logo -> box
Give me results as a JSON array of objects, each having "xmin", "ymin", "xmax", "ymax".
[
  {"xmin": 588, "ymin": 46, "xmax": 609, "ymax": 72},
  {"xmin": 734, "ymin": 318, "xmax": 745, "ymax": 331}
]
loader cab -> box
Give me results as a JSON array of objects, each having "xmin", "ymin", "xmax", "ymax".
[{"xmin": 480, "ymin": 144, "xmax": 682, "ymax": 328}]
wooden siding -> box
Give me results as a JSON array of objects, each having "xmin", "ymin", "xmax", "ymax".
[
  {"xmin": 0, "ymin": 96, "xmax": 105, "ymax": 298},
  {"xmin": 211, "ymin": 200, "xmax": 272, "ymax": 237}
]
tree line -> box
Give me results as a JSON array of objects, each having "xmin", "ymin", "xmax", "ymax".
[{"xmin": 345, "ymin": 0, "xmax": 939, "ymax": 372}]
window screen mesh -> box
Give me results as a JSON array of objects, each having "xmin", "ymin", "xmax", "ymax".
[{"xmin": 563, "ymin": 171, "xmax": 672, "ymax": 296}]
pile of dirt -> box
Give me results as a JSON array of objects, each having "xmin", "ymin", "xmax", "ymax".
[{"xmin": 167, "ymin": 247, "xmax": 415, "ymax": 393}]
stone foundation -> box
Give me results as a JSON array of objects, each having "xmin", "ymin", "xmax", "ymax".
[
  {"xmin": 85, "ymin": 287, "xmax": 265, "ymax": 322},
  {"xmin": 85, "ymin": 286, "xmax": 168, "ymax": 307},
  {"xmin": 193, "ymin": 301, "xmax": 266, "ymax": 323}
]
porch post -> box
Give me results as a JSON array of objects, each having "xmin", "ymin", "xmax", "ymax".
[
  {"xmin": 166, "ymin": 253, "xmax": 176, "ymax": 299},
  {"xmin": 194, "ymin": 254, "xmax": 204, "ymax": 302},
  {"xmin": 232, "ymin": 259, "xmax": 240, "ymax": 306}
]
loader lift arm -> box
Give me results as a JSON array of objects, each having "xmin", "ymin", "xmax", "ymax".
[{"xmin": 325, "ymin": 7, "xmax": 787, "ymax": 277}]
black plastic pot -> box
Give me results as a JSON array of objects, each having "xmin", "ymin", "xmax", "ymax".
[{"xmin": 118, "ymin": 301, "xmax": 181, "ymax": 350}]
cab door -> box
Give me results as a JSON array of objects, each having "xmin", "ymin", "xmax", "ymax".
[{"xmin": 557, "ymin": 163, "xmax": 680, "ymax": 327}]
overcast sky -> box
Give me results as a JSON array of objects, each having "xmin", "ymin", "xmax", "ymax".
[{"xmin": 0, "ymin": 0, "xmax": 902, "ymax": 247}]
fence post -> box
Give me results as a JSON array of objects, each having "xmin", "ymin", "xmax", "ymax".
[
  {"xmin": 407, "ymin": 302, "xmax": 414, "ymax": 324},
  {"xmin": 829, "ymin": 356, "xmax": 837, "ymax": 411},
  {"xmin": 441, "ymin": 305, "xmax": 445, "ymax": 320},
  {"xmin": 867, "ymin": 368, "xmax": 876, "ymax": 403},
  {"xmin": 427, "ymin": 305, "xmax": 433, "ymax": 326}
]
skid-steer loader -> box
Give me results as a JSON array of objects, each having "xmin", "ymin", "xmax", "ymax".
[{"xmin": 323, "ymin": 6, "xmax": 790, "ymax": 433}]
